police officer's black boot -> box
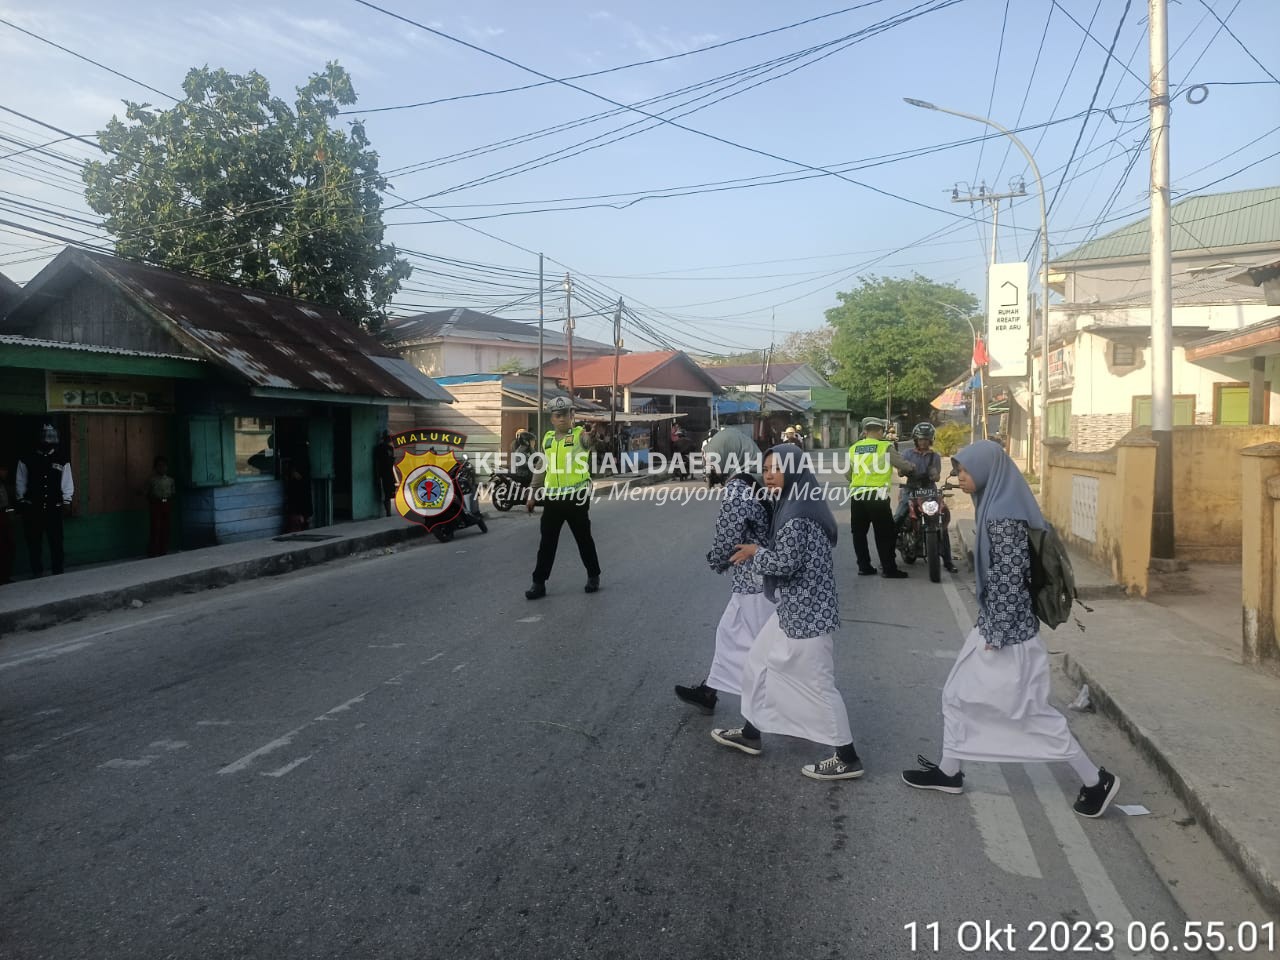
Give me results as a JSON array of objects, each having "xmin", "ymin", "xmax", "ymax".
[{"xmin": 525, "ymin": 580, "xmax": 546, "ymax": 600}]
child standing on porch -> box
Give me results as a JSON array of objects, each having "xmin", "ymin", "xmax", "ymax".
[{"xmin": 145, "ymin": 456, "xmax": 175, "ymax": 557}]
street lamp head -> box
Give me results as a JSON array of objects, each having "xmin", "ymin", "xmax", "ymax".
[{"xmin": 903, "ymin": 97, "xmax": 937, "ymax": 111}]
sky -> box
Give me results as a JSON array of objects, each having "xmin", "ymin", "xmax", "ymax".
[{"xmin": 1, "ymin": 0, "xmax": 1278, "ymax": 354}]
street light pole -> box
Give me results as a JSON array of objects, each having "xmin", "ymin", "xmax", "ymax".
[{"xmin": 906, "ymin": 98, "xmax": 1050, "ymax": 475}]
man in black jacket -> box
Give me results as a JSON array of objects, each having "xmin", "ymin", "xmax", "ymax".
[{"xmin": 16, "ymin": 423, "xmax": 74, "ymax": 577}]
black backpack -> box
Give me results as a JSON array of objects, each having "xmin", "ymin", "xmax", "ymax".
[{"xmin": 1026, "ymin": 523, "xmax": 1090, "ymax": 629}]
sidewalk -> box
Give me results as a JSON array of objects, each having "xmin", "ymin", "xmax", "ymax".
[
  {"xmin": 0, "ymin": 467, "xmax": 673, "ymax": 637},
  {"xmin": 954, "ymin": 520, "xmax": 1280, "ymax": 914}
]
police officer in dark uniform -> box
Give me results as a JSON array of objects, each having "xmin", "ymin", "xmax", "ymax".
[{"xmin": 16, "ymin": 423, "xmax": 74, "ymax": 577}]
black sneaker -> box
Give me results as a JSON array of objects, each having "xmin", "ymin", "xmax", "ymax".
[
  {"xmin": 525, "ymin": 581, "xmax": 546, "ymax": 600},
  {"xmin": 1073, "ymin": 768, "xmax": 1120, "ymax": 818},
  {"xmin": 584, "ymin": 576, "xmax": 600, "ymax": 594},
  {"xmin": 802, "ymin": 754, "xmax": 864, "ymax": 781},
  {"xmin": 710, "ymin": 727, "xmax": 762, "ymax": 756},
  {"xmin": 882, "ymin": 569, "xmax": 909, "ymax": 580},
  {"xmin": 901, "ymin": 755, "xmax": 964, "ymax": 794},
  {"xmin": 675, "ymin": 683, "xmax": 717, "ymax": 714}
]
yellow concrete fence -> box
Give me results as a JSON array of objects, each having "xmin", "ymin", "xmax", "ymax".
[
  {"xmin": 1042, "ymin": 436, "xmax": 1157, "ymax": 596},
  {"xmin": 1241, "ymin": 443, "xmax": 1280, "ymax": 666}
]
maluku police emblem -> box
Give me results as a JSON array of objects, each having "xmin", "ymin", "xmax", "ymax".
[{"xmin": 392, "ymin": 445, "xmax": 465, "ymax": 531}]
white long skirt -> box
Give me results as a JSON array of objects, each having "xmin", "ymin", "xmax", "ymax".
[
  {"xmin": 739, "ymin": 612, "xmax": 853, "ymax": 747},
  {"xmin": 705, "ymin": 592, "xmax": 776, "ymax": 696},
  {"xmin": 942, "ymin": 626, "xmax": 1079, "ymax": 763}
]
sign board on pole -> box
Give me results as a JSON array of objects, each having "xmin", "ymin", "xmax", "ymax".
[{"xmin": 987, "ymin": 261, "xmax": 1029, "ymax": 377}]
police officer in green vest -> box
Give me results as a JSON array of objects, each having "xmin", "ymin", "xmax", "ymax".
[
  {"xmin": 525, "ymin": 395, "xmax": 603, "ymax": 599},
  {"xmin": 845, "ymin": 417, "xmax": 914, "ymax": 579}
]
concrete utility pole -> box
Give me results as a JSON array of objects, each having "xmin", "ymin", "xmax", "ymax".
[
  {"xmin": 610, "ymin": 298, "xmax": 623, "ymax": 438},
  {"xmin": 952, "ymin": 183, "xmax": 1027, "ymax": 443},
  {"xmin": 759, "ymin": 344, "xmax": 773, "ymax": 447},
  {"xmin": 537, "ymin": 253, "xmax": 545, "ymax": 441},
  {"xmin": 1149, "ymin": 0, "xmax": 1175, "ymax": 559},
  {"xmin": 564, "ymin": 273, "xmax": 576, "ymax": 399}
]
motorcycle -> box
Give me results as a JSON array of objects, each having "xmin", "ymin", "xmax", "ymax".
[
  {"xmin": 489, "ymin": 471, "xmax": 534, "ymax": 512},
  {"xmin": 432, "ymin": 455, "xmax": 488, "ymax": 542},
  {"xmin": 896, "ymin": 480, "xmax": 954, "ymax": 583}
]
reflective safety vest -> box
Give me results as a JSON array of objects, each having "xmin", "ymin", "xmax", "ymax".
[
  {"xmin": 543, "ymin": 427, "xmax": 592, "ymax": 494},
  {"xmin": 848, "ymin": 439, "xmax": 893, "ymax": 490}
]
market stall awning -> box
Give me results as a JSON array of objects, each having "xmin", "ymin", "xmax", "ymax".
[
  {"xmin": 576, "ymin": 411, "xmax": 688, "ymax": 423},
  {"xmin": 931, "ymin": 386, "xmax": 967, "ymax": 411}
]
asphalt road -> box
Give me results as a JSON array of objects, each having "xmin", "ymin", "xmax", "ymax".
[{"xmin": 0, "ymin": 475, "xmax": 1271, "ymax": 959}]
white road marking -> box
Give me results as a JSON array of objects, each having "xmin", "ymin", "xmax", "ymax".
[
  {"xmin": 218, "ymin": 684, "xmax": 386, "ymax": 775},
  {"xmin": 938, "ymin": 577, "xmax": 1043, "ymax": 880},
  {"xmin": 944, "ymin": 574, "xmax": 1149, "ymax": 957},
  {"xmin": 218, "ymin": 726, "xmax": 310, "ymax": 775},
  {"xmin": 1025, "ymin": 764, "xmax": 1152, "ymax": 960},
  {"xmin": 962, "ymin": 764, "xmax": 1042, "ymax": 879},
  {"xmin": 939, "ymin": 577, "xmax": 974, "ymax": 636},
  {"xmin": 0, "ymin": 643, "xmax": 93, "ymax": 671},
  {"xmin": 100, "ymin": 755, "xmax": 160, "ymax": 769},
  {"xmin": 263, "ymin": 755, "xmax": 313, "ymax": 778},
  {"xmin": 4, "ymin": 723, "xmax": 94, "ymax": 762},
  {"xmin": 515, "ymin": 616, "xmax": 542, "ymax": 623},
  {"xmin": 0, "ymin": 613, "xmax": 174, "ymax": 671}
]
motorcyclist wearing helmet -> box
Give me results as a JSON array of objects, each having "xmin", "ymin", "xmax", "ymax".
[
  {"xmin": 511, "ymin": 429, "xmax": 537, "ymax": 483},
  {"xmin": 895, "ymin": 422, "xmax": 956, "ymax": 572}
]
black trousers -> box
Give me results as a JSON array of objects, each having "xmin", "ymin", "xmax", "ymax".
[
  {"xmin": 533, "ymin": 494, "xmax": 601, "ymax": 583},
  {"xmin": 849, "ymin": 495, "xmax": 898, "ymax": 573},
  {"xmin": 25, "ymin": 506, "xmax": 65, "ymax": 576}
]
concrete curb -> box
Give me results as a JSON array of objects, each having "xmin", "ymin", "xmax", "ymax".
[
  {"xmin": 1062, "ymin": 653, "xmax": 1280, "ymax": 916},
  {"xmin": 0, "ymin": 523, "xmax": 431, "ymax": 635},
  {"xmin": 0, "ymin": 469, "xmax": 679, "ymax": 636}
]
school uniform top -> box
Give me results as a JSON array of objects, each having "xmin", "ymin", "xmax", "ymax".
[
  {"xmin": 975, "ymin": 518, "xmax": 1038, "ymax": 648},
  {"xmin": 147, "ymin": 475, "xmax": 176, "ymax": 501},
  {"xmin": 751, "ymin": 517, "xmax": 840, "ymax": 639},
  {"xmin": 706, "ymin": 476, "xmax": 770, "ymax": 596}
]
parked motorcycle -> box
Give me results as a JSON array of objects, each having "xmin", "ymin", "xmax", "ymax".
[
  {"xmin": 896, "ymin": 481, "xmax": 954, "ymax": 583},
  {"xmin": 433, "ymin": 455, "xmax": 488, "ymax": 542},
  {"xmin": 489, "ymin": 471, "xmax": 534, "ymax": 512}
]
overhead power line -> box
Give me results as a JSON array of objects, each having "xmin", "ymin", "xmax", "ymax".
[
  {"xmin": 346, "ymin": 0, "xmax": 897, "ymax": 114},
  {"xmin": 351, "ymin": 0, "xmax": 996, "ymax": 227},
  {"xmin": 0, "ymin": 17, "xmax": 179, "ymax": 103},
  {"xmin": 1193, "ymin": 0, "xmax": 1280, "ymax": 87},
  {"xmin": 1047, "ymin": 0, "xmax": 1135, "ymax": 217}
]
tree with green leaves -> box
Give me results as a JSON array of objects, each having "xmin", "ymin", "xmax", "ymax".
[
  {"xmin": 83, "ymin": 62, "xmax": 410, "ymax": 333},
  {"xmin": 777, "ymin": 327, "xmax": 836, "ymax": 377},
  {"xmin": 702, "ymin": 349, "xmax": 767, "ymax": 367},
  {"xmin": 824, "ymin": 274, "xmax": 978, "ymax": 415}
]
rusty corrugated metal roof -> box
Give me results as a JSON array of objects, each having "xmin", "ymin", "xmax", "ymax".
[{"xmin": 61, "ymin": 250, "xmax": 452, "ymax": 403}]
